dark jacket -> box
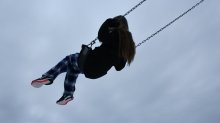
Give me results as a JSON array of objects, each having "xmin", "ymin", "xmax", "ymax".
[{"xmin": 83, "ymin": 18, "xmax": 127, "ymax": 79}]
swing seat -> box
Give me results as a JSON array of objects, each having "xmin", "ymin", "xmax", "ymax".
[{"xmin": 78, "ymin": 44, "xmax": 92, "ymax": 72}]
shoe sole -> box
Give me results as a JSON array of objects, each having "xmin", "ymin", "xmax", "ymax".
[
  {"xmin": 31, "ymin": 79, "xmax": 51, "ymax": 88},
  {"xmin": 56, "ymin": 98, "xmax": 73, "ymax": 105}
]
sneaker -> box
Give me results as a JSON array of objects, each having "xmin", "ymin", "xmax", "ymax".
[
  {"xmin": 31, "ymin": 76, "xmax": 53, "ymax": 88},
  {"xmin": 56, "ymin": 94, "xmax": 74, "ymax": 105}
]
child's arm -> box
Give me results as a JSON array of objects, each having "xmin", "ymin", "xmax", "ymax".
[{"xmin": 114, "ymin": 58, "xmax": 127, "ymax": 71}]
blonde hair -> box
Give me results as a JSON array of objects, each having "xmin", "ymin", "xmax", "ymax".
[{"xmin": 114, "ymin": 15, "xmax": 136, "ymax": 65}]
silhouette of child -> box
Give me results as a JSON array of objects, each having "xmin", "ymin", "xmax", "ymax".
[{"xmin": 31, "ymin": 15, "xmax": 136, "ymax": 105}]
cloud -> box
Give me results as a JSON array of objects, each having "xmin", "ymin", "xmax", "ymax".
[{"xmin": 1, "ymin": 0, "xmax": 220, "ymax": 123}]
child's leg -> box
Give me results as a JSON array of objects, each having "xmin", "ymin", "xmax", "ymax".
[
  {"xmin": 56, "ymin": 54, "xmax": 81, "ymax": 105},
  {"xmin": 43, "ymin": 54, "xmax": 79, "ymax": 81},
  {"xmin": 63, "ymin": 68, "xmax": 79, "ymax": 95},
  {"xmin": 32, "ymin": 56, "xmax": 71, "ymax": 88},
  {"xmin": 32, "ymin": 53, "xmax": 80, "ymax": 88},
  {"xmin": 63, "ymin": 53, "xmax": 81, "ymax": 95}
]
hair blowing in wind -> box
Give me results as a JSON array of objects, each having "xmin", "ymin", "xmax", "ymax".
[{"xmin": 115, "ymin": 16, "xmax": 136, "ymax": 65}]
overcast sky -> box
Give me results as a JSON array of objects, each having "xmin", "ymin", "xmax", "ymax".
[{"xmin": 0, "ymin": 0, "xmax": 220, "ymax": 123}]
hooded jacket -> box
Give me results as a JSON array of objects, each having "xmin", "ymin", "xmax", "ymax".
[{"xmin": 83, "ymin": 18, "xmax": 127, "ymax": 79}]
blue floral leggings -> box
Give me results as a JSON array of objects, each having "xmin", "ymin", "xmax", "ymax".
[{"xmin": 43, "ymin": 53, "xmax": 81, "ymax": 95}]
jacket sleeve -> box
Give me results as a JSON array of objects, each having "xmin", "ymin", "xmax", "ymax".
[
  {"xmin": 114, "ymin": 59, "xmax": 127, "ymax": 71},
  {"xmin": 98, "ymin": 18, "xmax": 119, "ymax": 43}
]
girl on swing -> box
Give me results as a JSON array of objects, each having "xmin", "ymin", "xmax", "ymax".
[{"xmin": 31, "ymin": 15, "xmax": 136, "ymax": 105}]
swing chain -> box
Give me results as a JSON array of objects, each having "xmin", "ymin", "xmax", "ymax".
[
  {"xmin": 123, "ymin": 0, "xmax": 147, "ymax": 17},
  {"xmin": 88, "ymin": 37, "xmax": 98, "ymax": 47},
  {"xmin": 136, "ymin": 0, "xmax": 205, "ymax": 47}
]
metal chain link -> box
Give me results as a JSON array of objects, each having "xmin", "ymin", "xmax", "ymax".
[
  {"xmin": 136, "ymin": 0, "xmax": 205, "ymax": 47},
  {"xmin": 123, "ymin": 0, "xmax": 147, "ymax": 17},
  {"xmin": 88, "ymin": 37, "xmax": 98, "ymax": 47},
  {"xmin": 88, "ymin": 0, "xmax": 147, "ymax": 46}
]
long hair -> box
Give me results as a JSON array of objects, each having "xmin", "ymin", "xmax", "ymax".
[{"xmin": 114, "ymin": 15, "xmax": 136, "ymax": 65}]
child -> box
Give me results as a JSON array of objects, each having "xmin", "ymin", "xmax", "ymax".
[{"xmin": 31, "ymin": 15, "xmax": 136, "ymax": 105}]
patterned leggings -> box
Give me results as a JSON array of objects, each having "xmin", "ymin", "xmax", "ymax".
[{"xmin": 43, "ymin": 53, "xmax": 81, "ymax": 95}]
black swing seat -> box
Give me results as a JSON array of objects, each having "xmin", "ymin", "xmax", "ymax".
[{"xmin": 78, "ymin": 44, "xmax": 92, "ymax": 72}]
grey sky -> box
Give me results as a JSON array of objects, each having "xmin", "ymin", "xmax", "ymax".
[{"xmin": 0, "ymin": 0, "xmax": 220, "ymax": 123}]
